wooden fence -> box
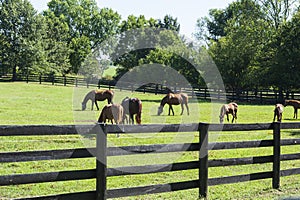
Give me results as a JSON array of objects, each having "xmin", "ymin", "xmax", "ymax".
[
  {"xmin": 2, "ymin": 73, "xmax": 300, "ymax": 103},
  {"xmin": 0, "ymin": 123, "xmax": 300, "ymax": 199}
]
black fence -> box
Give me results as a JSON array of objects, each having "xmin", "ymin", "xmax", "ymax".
[
  {"xmin": 0, "ymin": 123, "xmax": 299, "ymax": 199},
  {"xmin": 1, "ymin": 73, "xmax": 300, "ymax": 103}
]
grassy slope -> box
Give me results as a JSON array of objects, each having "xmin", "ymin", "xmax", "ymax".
[{"xmin": 0, "ymin": 82, "xmax": 299, "ymax": 199}]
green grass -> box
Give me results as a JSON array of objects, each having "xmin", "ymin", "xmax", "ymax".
[{"xmin": 0, "ymin": 82, "xmax": 300, "ymax": 199}]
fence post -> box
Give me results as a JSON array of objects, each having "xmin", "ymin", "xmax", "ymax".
[
  {"xmin": 63, "ymin": 75, "xmax": 66, "ymax": 86},
  {"xmin": 272, "ymin": 122, "xmax": 281, "ymax": 189},
  {"xmin": 199, "ymin": 123, "xmax": 209, "ymax": 198},
  {"xmin": 52, "ymin": 75, "xmax": 55, "ymax": 85},
  {"xmin": 96, "ymin": 123, "xmax": 107, "ymax": 200}
]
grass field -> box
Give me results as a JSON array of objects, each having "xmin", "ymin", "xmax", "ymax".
[{"xmin": 0, "ymin": 82, "xmax": 300, "ymax": 199}]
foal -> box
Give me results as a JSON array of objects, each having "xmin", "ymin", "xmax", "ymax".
[
  {"xmin": 273, "ymin": 104, "xmax": 284, "ymax": 122},
  {"xmin": 284, "ymin": 99, "xmax": 300, "ymax": 119},
  {"xmin": 219, "ymin": 102, "xmax": 238, "ymax": 123},
  {"xmin": 98, "ymin": 104, "xmax": 124, "ymax": 137}
]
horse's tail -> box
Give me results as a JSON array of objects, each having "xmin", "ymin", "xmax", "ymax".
[
  {"xmin": 181, "ymin": 93, "xmax": 189, "ymax": 104},
  {"xmin": 112, "ymin": 104, "xmax": 123, "ymax": 124},
  {"xmin": 135, "ymin": 99, "xmax": 142, "ymax": 124},
  {"xmin": 107, "ymin": 90, "xmax": 114, "ymax": 103},
  {"xmin": 98, "ymin": 108, "xmax": 105, "ymax": 123}
]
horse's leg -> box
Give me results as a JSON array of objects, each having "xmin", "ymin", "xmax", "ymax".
[
  {"xmin": 130, "ymin": 114, "xmax": 134, "ymax": 124},
  {"xmin": 91, "ymin": 101, "xmax": 94, "ymax": 110},
  {"xmin": 185, "ymin": 103, "xmax": 189, "ymax": 115},
  {"xmin": 95, "ymin": 100, "xmax": 99, "ymax": 110},
  {"xmin": 226, "ymin": 113, "xmax": 229, "ymax": 122},
  {"xmin": 168, "ymin": 105, "xmax": 171, "ymax": 115},
  {"xmin": 296, "ymin": 108, "xmax": 298, "ymax": 119},
  {"xmin": 170, "ymin": 105, "xmax": 174, "ymax": 115},
  {"xmin": 180, "ymin": 103, "xmax": 184, "ymax": 115}
]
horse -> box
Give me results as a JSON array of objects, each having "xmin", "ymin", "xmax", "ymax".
[
  {"xmin": 284, "ymin": 99, "xmax": 300, "ymax": 119},
  {"xmin": 157, "ymin": 93, "xmax": 189, "ymax": 116},
  {"xmin": 82, "ymin": 90, "xmax": 114, "ymax": 111},
  {"xmin": 97, "ymin": 103, "xmax": 124, "ymax": 137},
  {"xmin": 273, "ymin": 103, "xmax": 284, "ymax": 122},
  {"xmin": 219, "ymin": 102, "xmax": 238, "ymax": 123},
  {"xmin": 121, "ymin": 97, "xmax": 142, "ymax": 124}
]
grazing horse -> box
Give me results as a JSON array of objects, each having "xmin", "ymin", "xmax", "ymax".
[
  {"xmin": 157, "ymin": 93, "xmax": 189, "ymax": 116},
  {"xmin": 82, "ymin": 90, "xmax": 114, "ymax": 111},
  {"xmin": 97, "ymin": 104, "xmax": 124, "ymax": 137},
  {"xmin": 273, "ymin": 104, "xmax": 284, "ymax": 122},
  {"xmin": 121, "ymin": 97, "xmax": 142, "ymax": 124},
  {"xmin": 219, "ymin": 102, "xmax": 238, "ymax": 123},
  {"xmin": 284, "ymin": 99, "xmax": 300, "ymax": 119}
]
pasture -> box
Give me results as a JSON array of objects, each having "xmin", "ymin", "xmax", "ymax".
[{"xmin": 0, "ymin": 82, "xmax": 299, "ymax": 199}]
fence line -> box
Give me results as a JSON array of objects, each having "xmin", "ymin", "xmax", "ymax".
[
  {"xmin": 1, "ymin": 73, "xmax": 300, "ymax": 103},
  {"xmin": 0, "ymin": 123, "xmax": 299, "ymax": 199}
]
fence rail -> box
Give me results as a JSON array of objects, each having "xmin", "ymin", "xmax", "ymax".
[
  {"xmin": 0, "ymin": 123, "xmax": 300, "ymax": 199},
  {"xmin": 2, "ymin": 73, "xmax": 300, "ymax": 103}
]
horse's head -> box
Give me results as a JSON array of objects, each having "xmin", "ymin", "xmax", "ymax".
[
  {"xmin": 135, "ymin": 115, "xmax": 142, "ymax": 124},
  {"xmin": 82, "ymin": 102, "xmax": 86, "ymax": 111},
  {"xmin": 219, "ymin": 115, "xmax": 224, "ymax": 124},
  {"xmin": 157, "ymin": 106, "xmax": 163, "ymax": 116}
]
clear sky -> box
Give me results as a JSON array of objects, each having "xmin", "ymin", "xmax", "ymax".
[{"xmin": 29, "ymin": 0, "xmax": 234, "ymax": 38}]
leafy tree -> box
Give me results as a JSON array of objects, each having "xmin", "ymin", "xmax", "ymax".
[
  {"xmin": 0, "ymin": 0, "xmax": 38, "ymax": 80},
  {"xmin": 47, "ymin": 0, "xmax": 121, "ymax": 74},
  {"xmin": 271, "ymin": 11, "xmax": 300, "ymax": 91},
  {"xmin": 114, "ymin": 15, "xmax": 181, "ymax": 80},
  {"xmin": 204, "ymin": 0, "xmax": 268, "ymax": 90}
]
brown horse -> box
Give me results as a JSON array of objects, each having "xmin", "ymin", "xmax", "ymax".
[
  {"xmin": 82, "ymin": 90, "xmax": 114, "ymax": 110},
  {"xmin": 97, "ymin": 103, "xmax": 124, "ymax": 137},
  {"xmin": 121, "ymin": 97, "xmax": 142, "ymax": 124},
  {"xmin": 219, "ymin": 102, "xmax": 238, "ymax": 123},
  {"xmin": 273, "ymin": 104, "xmax": 284, "ymax": 122},
  {"xmin": 284, "ymin": 99, "xmax": 300, "ymax": 119},
  {"xmin": 157, "ymin": 93, "xmax": 189, "ymax": 116}
]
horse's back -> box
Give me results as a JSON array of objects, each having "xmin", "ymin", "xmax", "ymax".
[
  {"xmin": 166, "ymin": 93, "xmax": 188, "ymax": 105},
  {"xmin": 285, "ymin": 99, "xmax": 300, "ymax": 107}
]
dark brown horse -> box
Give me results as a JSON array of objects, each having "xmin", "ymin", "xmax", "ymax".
[
  {"xmin": 121, "ymin": 97, "xmax": 142, "ymax": 124},
  {"xmin": 157, "ymin": 93, "xmax": 189, "ymax": 116},
  {"xmin": 219, "ymin": 102, "xmax": 238, "ymax": 123},
  {"xmin": 273, "ymin": 103, "xmax": 284, "ymax": 122},
  {"xmin": 82, "ymin": 90, "xmax": 114, "ymax": 110},
  {"xmin": 284, "ymin": 99, "xmax": 300, "ymax": 119}
]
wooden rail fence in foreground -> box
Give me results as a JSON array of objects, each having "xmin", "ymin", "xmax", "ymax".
[{"xmin": 0, "ymin": 123, "xmax": 299, "ymax": 199}]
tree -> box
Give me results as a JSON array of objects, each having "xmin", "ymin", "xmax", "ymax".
[
  {"xmin": 114, "ymin": 15, "xmax": 181, "ymax": 80},
  {"xmin": 271, "ymin": 11, "xmax": 300, "ymax": 91},
  {"xmin": 0, "ymin": 0, "xmax": 38, "ymax": 80},
  {"xmin": 204, "ymin": 0, "xmax": 268, "ymax": 90},
  {"xmin": 47, "ymin": 0, "xmax": 121, "ymax": 74}
]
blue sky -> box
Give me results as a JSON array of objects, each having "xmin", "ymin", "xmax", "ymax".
[{"xmin": 29, "ymin": 0, "xmax": 234, "ymax": 38}]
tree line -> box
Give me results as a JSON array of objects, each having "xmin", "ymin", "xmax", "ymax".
[{"xmin": 1, "ymin": 0, "xmax": 300, "ymax": 97}]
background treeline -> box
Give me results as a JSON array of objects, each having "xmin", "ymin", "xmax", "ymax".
[{"xmin": 1, "ymin": 0, "xmax": 300, "ymax": 97}]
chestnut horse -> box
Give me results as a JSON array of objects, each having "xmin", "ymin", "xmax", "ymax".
[
  {"xmin": 284, "ymin": 99, "xmax": 300, "ymax": 119},
  {"xmin": 121, "ymin": 97, "xmax": 142, "ymax": 124},
  {"xmin": 219, "ymin": 102, "xmax": 238, "ymax": 123},
  {"xmin": 82, "ymin": 90, "xmax": 114, "ymax": 110},
  {"xmin": 97, "ymin": 103, "xmax": 124, "ymax": 137},
  {"xmin": 273, "ymin": 104, "xmax": 284, "ymax": 122},
  {"xmin": 157, "ymin": 93, "xmax": 189, "ymax": 116}
]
